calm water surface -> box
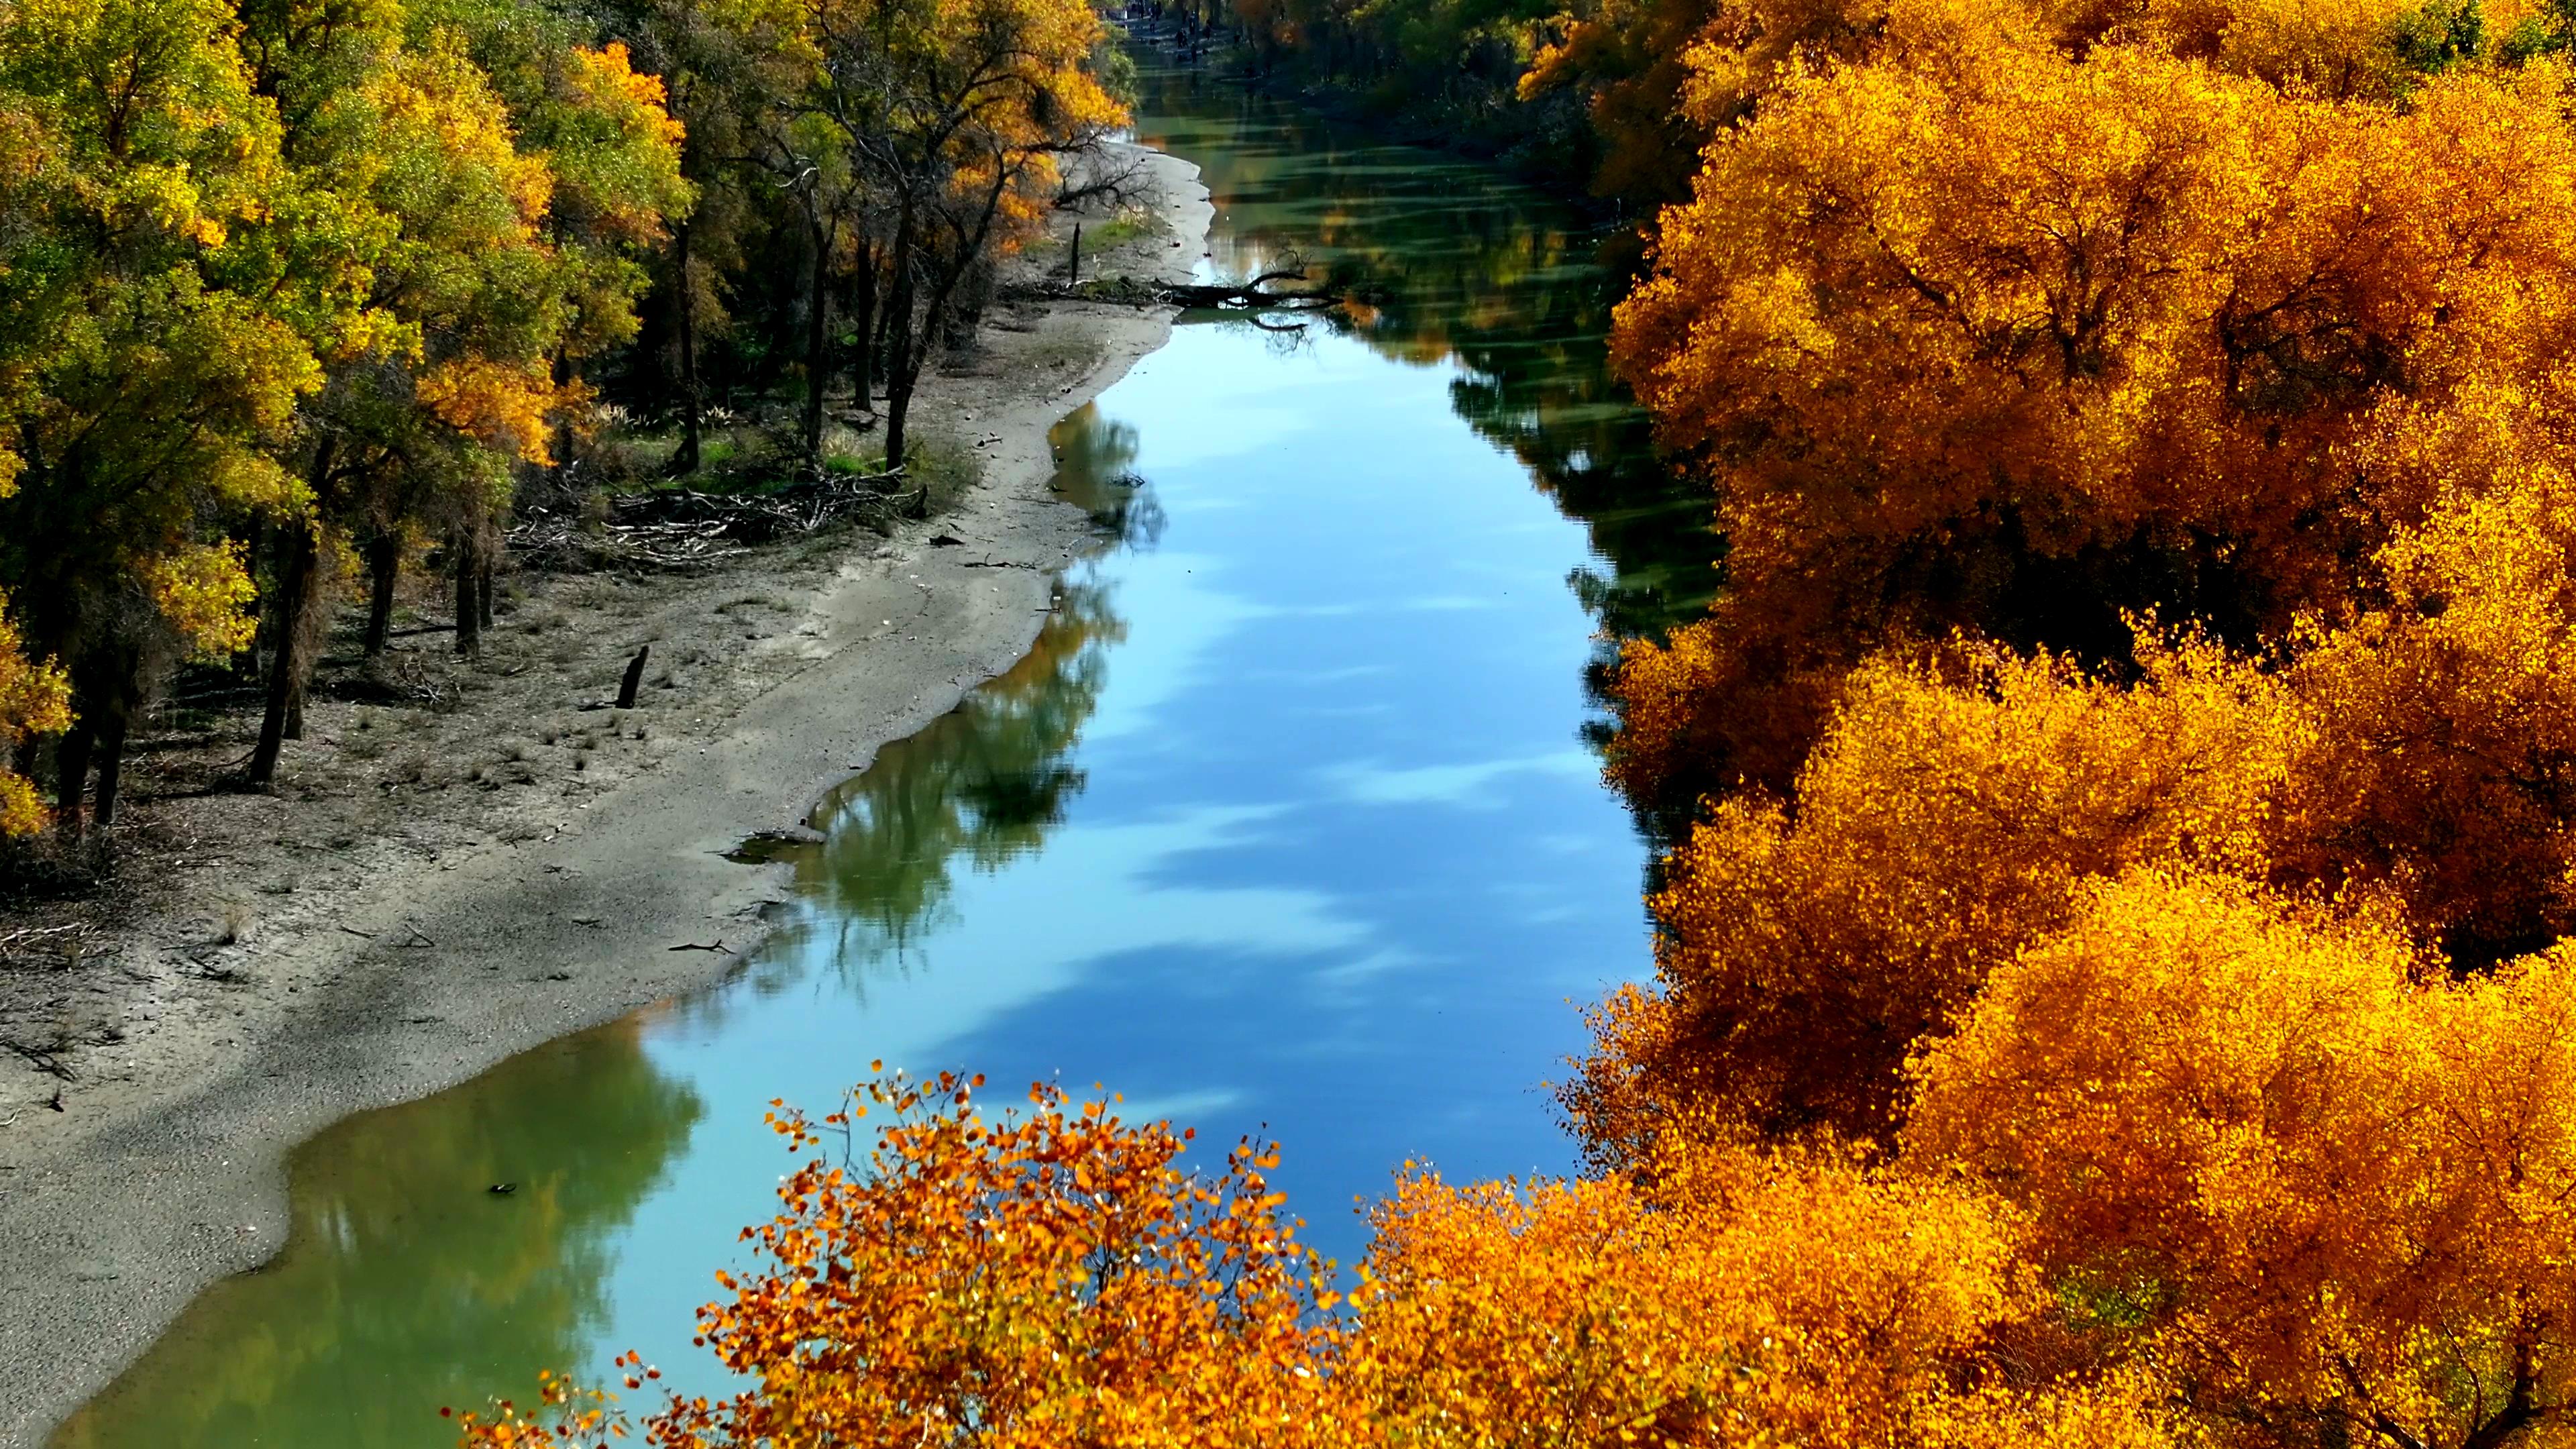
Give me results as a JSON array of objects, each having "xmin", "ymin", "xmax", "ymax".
[{"xmin": 56, "ymin": 60, "xmax": 1707, "ymax": 1447}]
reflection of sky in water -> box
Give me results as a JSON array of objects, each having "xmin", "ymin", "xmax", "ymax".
[{"xmin": 600, "ymin": 318, "xmax": 1652, "ymax": 1379}]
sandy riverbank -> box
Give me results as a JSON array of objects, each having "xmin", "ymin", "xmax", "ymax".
[{"xmin": 0, "ymin": 144, "xmax": 1213, "ymax": 1448}]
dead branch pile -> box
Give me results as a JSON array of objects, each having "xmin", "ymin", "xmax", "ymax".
[{"xmin": 508, "ymin": 469, "xmax": 922, "ymax": 572}]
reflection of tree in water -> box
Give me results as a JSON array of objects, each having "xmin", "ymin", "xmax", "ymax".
[
  {"xmin": 54, "ymin": 1020, "xmax": 702, "ymax": 1449},
  {"xmin": 1050, "ymin": 403, "xmax": 1167, "ymax": 551},
  {"xmin": 767, "ymin": 568, "xmax": 1126, "ymax": 981},
  {"xmin": 1137, "ymin": 60, "xmax": 1715, "ymax": 647}
]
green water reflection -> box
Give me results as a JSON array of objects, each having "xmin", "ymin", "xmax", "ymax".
[
  {"xmin": 54, "ymin": 1023, "xmax": 701, "ymax": 1445},
  {"xmin": 777, "ymin": 562, "xmax": 1124, "ymax": 967}
]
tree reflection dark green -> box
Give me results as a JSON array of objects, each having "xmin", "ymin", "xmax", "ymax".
[
  {"xmin": 52, "ymin": 1020, "xmax": 702, "ymax": 1449},
  {"xmin": 768, "ymin": 559, "xmax": 1126, "ymax": 969},
  {"xmin": 1049, "ymin": 403, "xmax": 1165, "ymax": 551}
]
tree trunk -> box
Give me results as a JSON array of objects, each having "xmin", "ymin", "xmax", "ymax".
[
  {"xmin": 363, "ymin": 529, "xmax": 399, "ymax": 658},
  {"xmin": 91, "ymin": 695, "xmax": 128, "ymax": 828},
  {"xmin": 54, "ymin": 714, "xmax": 89, "ymax": 841},
  {"xmin": 251, "ymin": 437, "xmax": 339, "ymax": 784},
  {"xmin": 551, "ymin": 347, "xmax": 578, "ymax": 494},
  {"xmin": 453, "ymin": 527, "xmax": 482, "ymax": 657},
  {"xmin": 248, "ymin": 516, "xmax": 321, "ymax": 785},
  {"xmin": 803, "ymin": 217, "xmax": 833, "ymax": 461},
  {"xmin": 851, "ymin": 239, "xmax": 876, "ymax": 413},
  {"xmin": 883, "ymin": 233, "xmax": 919, "ymax": 468},
  {"xmin": 241, "ymin": 515, "xmax": 274, "ymax": 685},
  {"xmin": 873, "ymin": 259, "xmax": 896, "ymax": 391},
  {"xmin": 674, "ymin": 221, "xmax": 702, "ymax": 474},
  {"xmin": 476, "ymin": 560, "xmax": 494, "ymax": 631}
]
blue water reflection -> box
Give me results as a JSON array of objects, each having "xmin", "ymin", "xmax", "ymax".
[{"xmin": 595, "ymin": 313, "xmax": 1651, "ymax": 1381}]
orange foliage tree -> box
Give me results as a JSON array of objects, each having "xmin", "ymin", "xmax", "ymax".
[
  {"xmin": 1605, "ymin": 34, "xmax": 2576, "ymax": 810},
  {"xmin": 449, "ymin": 1070, "xmax": 1337, "ymax": 1448},
  {"xmin": 1571, "ymin": 632, "xmax": 2305, "ymax": 1152},
  {"xmin": 451, "ymin": 1075, "xmax": 2177, "ymax": 1449},
  {"xmin": 1337, "ymin": 1148, "xmax": 2173, "ymax": 1449},
  {"xmin": 1911, "ymin": 867, "xmax": 2576, "ymax": 1449},
  {"xmin": 1587, "ymin": 416, "xmax": 2576, "ymax": 1146},
  {"xmin": 2277, "ymin": 458, "xmax": 2576, "ymax": 967}
]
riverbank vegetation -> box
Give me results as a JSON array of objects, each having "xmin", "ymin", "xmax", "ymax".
[
  {"xmin": 459, "ymin": 0, "xmax": 2576, "ymax": 1443},
  {"xmin": 0, "ymin": 0, "xmax": 1134, "ymax": 854}
]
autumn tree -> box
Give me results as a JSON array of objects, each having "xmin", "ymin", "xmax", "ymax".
[
  {"xmin": 240, "ymin": 19, "xmax": 568, "ymax": 777},
  {"xmin": 605, "ymin": 0, "xmax": 810, "ymax": 472},
  {"xmin": 1570, "ymin": 632, "xmax": 2306, "ymax": 1157},
  {"xmin": 1911, "ymin": 867, "xmax": 2576, "ymax": 1449},
  {"xmin": 812, "ymin": 0, "xmax": 1127, "ymax": 466},
  {"xmin": 449, "ymin": 19, "xmax": 690, "ymax": 490},
  {"xmin": 0, "ymin": 0, "xmax": 363, "ymax": 832},
  {"xmin": 1605, "ymin": 35, "xmax": 2576, "ymax": 812},
  {"xmin": 1340, "ymin": 1147, "xmax": 2176, "ymax": 1449},
  {"xmin": 737, "ymin": 51, "xmax": 867, "ymax": 464},
  {"xmin": 0, "ymin": 595, "xmax": 72, "ymax": 837},
  {"xmin": 2274, "ymin": 453, "xmax": 2576, "ymax": 969},
  {"xmin": 449, "ymin": 1071, "xmax": 1338, "ymax": 1448},
  {"xmin": 224, "ymin": 0, "xmax": 684, "ymax": 783}
]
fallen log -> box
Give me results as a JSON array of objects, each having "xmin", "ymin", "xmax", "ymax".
[
  {"xmin": 1159, "ymin": 260, "xmax": 1333, "ymax": 311},
  {"xmin": 1014, "ymin": 256, "xmax": 1339, "ymax": 313}
]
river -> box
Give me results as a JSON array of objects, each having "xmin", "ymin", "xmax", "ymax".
[{"xmin": 52, "ymin": 56, "xmax": 1709, "ymax": 1447}]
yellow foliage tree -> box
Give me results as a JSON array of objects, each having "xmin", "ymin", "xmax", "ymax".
[
  {"xmin": 2278, "ymin": 455, "xmax": 2576, "ymax": 967},
  {"xmin": 810, "ymin": 0, "xmax": 1128, "ymax": 465},
  {"xmin": 1605, "ymin": 38, "xmax": 2576, "ymax": 810},
  {"xmin": 0, "ymin": 590, "xmax": 72, "ymax": 836},
  {"xmin": 1912, "ymin": 867, "xmax": 2576, "ymax": 1449},
  {"xmin": 0, "ymin": 0, "xmax": 354, "ymax": 832},
  {"xmin": 1338, "ymin": 1149, "xmax": 2169, "ymax": 1449},
  {"xmin": 451, "ymin": 1077, "xmax": 2176, "ymax": 1449},
  {"xmin": 1573, "ymin": 633, "xmax": 2304, "ymax": 1154}
]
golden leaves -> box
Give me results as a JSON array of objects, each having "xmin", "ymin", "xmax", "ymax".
[
  {"xmin": 418, "ymin": 359, "xmax": 566, "ymax": 466},
  {"xmin": 0, "ymin": 589, "xmax": 69, "ymax": 836},
  {"xmin": 453, "ymin": 1075, "xmax": 2180, "ymax": 1449},
  {"xmin": 549, "ymin": 42, "xmax": 690, "ymax": 246},
  {"xmin": 1909, "ymin": 867, "xmax": 2576, "ymax": 1446},
  {"xmin": 460, "ymin": 1071, "xmax": 1336, "ymax": 1449},
  {"xmin": 1603, "ymin": 27, "xmax": 2576, "ymax": 818},
  {"xmin": 1576, "ymin": 630, "xmax": 2307, "ymax": 1149},
  {"xmin": 140, "ymin": 540, "xmax": 260, "ymax": 660}
]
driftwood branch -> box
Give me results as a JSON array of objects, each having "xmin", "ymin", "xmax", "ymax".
[
  {"xmin": 1055, "ymin": 152, "xmax": 1150, "ymax": 210},
  {"xmin": 1012, "ymin": 252, "xmax": 1341, "ymax": 314},
  {"xmin": 1159, "ymin": 257, "xmax": 1334, "ymax": 311}
]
